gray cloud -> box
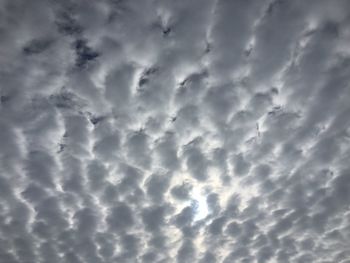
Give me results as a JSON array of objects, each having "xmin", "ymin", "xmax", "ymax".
[{"xmin": 1, "ymin": 0, "xmax": 350, "ymax": 262}]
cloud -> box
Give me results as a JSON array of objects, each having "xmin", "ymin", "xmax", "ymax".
[
  {"xmin": 107, "ymin": 203, "xmax": 134, "ymax": 232},
  {"xmin": 1, "ymin": 0, "xmax": 350, "ymax": 262}
]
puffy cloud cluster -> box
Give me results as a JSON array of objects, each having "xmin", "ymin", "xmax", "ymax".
[{"xmin": 1, "ymin": 0, "xmax": 350, "ymax": 262}]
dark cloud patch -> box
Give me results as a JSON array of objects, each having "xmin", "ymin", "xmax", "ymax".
[
  {"xmin": 233, "ymin": 153, "xmax": 251, "ymax": 177},
  {"xmin": 49, "ymin": 88, "xmax": 86, "ymax": 110},
  {"xmin": 73, "ymin": 207, "xmax": 98, "ymax": 236},
  {"xmin": 155, "ymin": 131, "xmax": 179, "ymax": 170},
  {"xmin": 106, "ymin": 203, "xmax": 134, "ymax": 232},
  {"xmin": 250, "ymin": 0, "xmax": 306, "ymax": 85},
  {"xmin": 176, "ymin": 239, "xmax": 196, "ymax": 263},
  {"xmin": 104, "ymin": 64, "xmax": 134, "ymax": 111},
  {"xmin": 174, "ymin": 71, "xmax": 208, "ymax": 107},
  {"xmin": 74, "ymin": 39, "xmax": 99, "ymax": 68},
  {"xmin": 145, "ymin": 173, "xmax": 171, "ymax": 202},
  {"xmin": 25, "ymin": 150, "xmax": 56, "ymax": 188},
  {"xmin": 23, "ymin": 38, "xmax": 53, "ymax": 55},
  {"xmin": 183, "ymin": 141, "xmax": 209, "ymax": 181},
  {"xmin": 55, "ymin": 8, "xmax": 83, "ymax": 36},
  {"xmin": 209, "ymin": 0, "xmax": 264, "ymax": 79},
  {"xmin": 141, "ymin": 205, "xmax": 167, "ymax": 232},
  {"xmin": 126, "ymin": 130, "xmax": 152, "ymax": 169},
  {"xmin": 208, "ymin": 216, "xmax": 227, "ymax": 235},
  {"xmin": 199, "ymin": 252, "xmax": 216, "ymax": 263},
  {"xmin": 34, "ymin": 196, "xmax": 69, "ymax": 232},
  {"xmin": 86, "ymin": 159, "xmax": 108, "ymax": 191},
  {"xmin": 21, "ymin": 183, "xmax": 49, "ymax": 204},
  {"xmin": 204, "ymin": 84, "xmax": 239, "ymax": 123},
  {"xmin": 93, "ymin": 132, "xmax": 120, "ymax": 161},
  {"xmin": 174, "ymin": 206, "xmax": 194, "ymax": 228},
  {"xmin": 171, "ymin": 182, "xmax": 192, "ymax": 200}
]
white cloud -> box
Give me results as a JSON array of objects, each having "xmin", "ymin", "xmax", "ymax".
[{"xmin": 1, "ymin": 0, "xmax": 350, "ymax": 262}]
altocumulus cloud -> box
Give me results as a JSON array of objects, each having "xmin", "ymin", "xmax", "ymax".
[{"xmin": 1, "ymin": 0, "xmax": 350, "ymax": 262}]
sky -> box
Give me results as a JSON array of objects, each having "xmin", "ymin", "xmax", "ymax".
[{"xmin": 1, "ymin": 0, "xmax": 350, "ymax": 262}]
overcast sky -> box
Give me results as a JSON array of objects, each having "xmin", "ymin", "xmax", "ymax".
[{"xmin": 1, "ymin": 0, "xmax": 350, "ymax": 262}]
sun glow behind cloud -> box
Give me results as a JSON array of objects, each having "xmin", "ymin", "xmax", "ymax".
[{"xmin": 191, "ymin": 187, "xmax": 209, "ymax": 222}]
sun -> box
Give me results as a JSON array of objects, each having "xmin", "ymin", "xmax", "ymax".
[{"xmin": 190, "ymin": 188, "xmax": 209, "ymax": 222}]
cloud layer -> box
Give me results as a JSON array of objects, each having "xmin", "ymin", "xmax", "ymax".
[{"xmin": 1, "ymin": 0, "xmax": 350, "ymax": 262}]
